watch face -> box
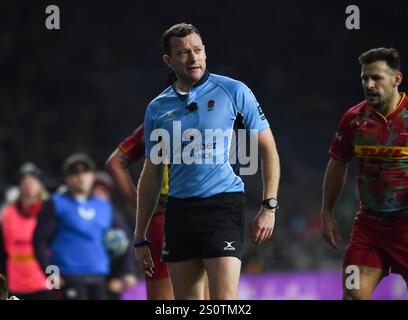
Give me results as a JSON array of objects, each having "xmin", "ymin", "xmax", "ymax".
[{"xmin": 268, "ymin": 199, "xmax": 278, "ymax": 208}]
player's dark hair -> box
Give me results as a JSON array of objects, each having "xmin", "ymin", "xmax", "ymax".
[
  {"xmin": 0, "ymin": 273, "xmax": 8, "ymax": 300},
  {"xmin": 359, "ymin": 47, "xmax": 400, "ymax": 71},
  {"xmin": 162, "ymin": 23, "xmax": 201, "ymax": 56}
]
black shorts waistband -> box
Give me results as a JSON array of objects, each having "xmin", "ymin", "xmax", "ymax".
[{"xmin": 167, "ymin": 192, "xmax": 244, "ymax": 203}]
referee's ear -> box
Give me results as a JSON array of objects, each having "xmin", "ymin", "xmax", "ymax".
[{"xmin": 163, "ymin": 55, "xmax": 173, "ymax": 71}]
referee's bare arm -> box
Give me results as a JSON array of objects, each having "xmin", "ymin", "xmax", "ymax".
[
  {"xmin": 259, "ymin": 128, "xmax": 280, "ymax": 203},
  {"xmin": 134, "ymin": 158, "xmax": 164, "ymax": 276},
  {"xmin": 252, "ymin": 128, "xmax": 281, "ymax": 244}
]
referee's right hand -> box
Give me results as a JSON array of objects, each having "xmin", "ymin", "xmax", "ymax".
[{"xmin": 135, "ymin": 245, "xmax": 154, "ymax": 278}]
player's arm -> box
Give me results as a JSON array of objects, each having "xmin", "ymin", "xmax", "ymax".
[
  {"xmin": 134, "ymin": 158, "xmax": 164, "ymax": 277},
  {"xmin": 320, "ymin": 157, "xmax": 349, "ymax": 249},
  {"xmin": 251, "ymin": 128, "xmax": 281, "ymax": 244},
  {"xmin": 105, "ymin": 148, "xmax": 137, "ymax": 208}
]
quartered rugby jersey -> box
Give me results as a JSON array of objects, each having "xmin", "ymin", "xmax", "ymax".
[
  {"xmin": 330, "ymin": 92, "xmax": 408, "ymax": 215},
  {"xmin": 119, "ymin": 124, "xmax": 169, "ymax": 196},
  {"xmin": 144, "ymin": 71, "xmax": 270, "ymax": 198}
]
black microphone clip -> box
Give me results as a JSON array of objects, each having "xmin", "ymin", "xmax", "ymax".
[{"xmin": 186, "ymin": 102, "xmax": 198, "ymax": 112}]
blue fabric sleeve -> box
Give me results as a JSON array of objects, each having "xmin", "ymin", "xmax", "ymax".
[{"xmin": 234, "ymin": 82, "xmax": 269, "ymax": 133}]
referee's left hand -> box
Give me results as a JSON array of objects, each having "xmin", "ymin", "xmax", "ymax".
[{"xmin": 251, "ymin": 208, "xmax": 275, "ymax": 245}]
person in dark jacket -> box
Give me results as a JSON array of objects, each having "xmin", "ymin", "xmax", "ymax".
[{"xmin": 93, "ymin": 171, "xmax": 137, "ymax": 300}]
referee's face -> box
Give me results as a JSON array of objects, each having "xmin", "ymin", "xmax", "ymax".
[{"xmin": 163, "ymin": 32, "xmax": 206, "ymax": 90}]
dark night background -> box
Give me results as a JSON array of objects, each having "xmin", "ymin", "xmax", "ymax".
[{"xmin": 1, "ymin": 0, "xmax": 407, "ymax": 273}]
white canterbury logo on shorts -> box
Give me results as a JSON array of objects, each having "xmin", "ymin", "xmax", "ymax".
[{"xmin": 223, "ymin": 241, "xmax": 236, "ymax": 251}]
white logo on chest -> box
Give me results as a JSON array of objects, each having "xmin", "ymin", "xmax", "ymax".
[{"xmin": 78, "ymin": 207, "xmax": 96, "ymax": 220}]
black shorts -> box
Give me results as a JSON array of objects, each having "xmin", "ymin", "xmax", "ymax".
[{"xmin": 162, "ymin": 192, "xmax": 245, "ymax": 262}]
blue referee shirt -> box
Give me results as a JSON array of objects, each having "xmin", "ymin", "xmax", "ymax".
[{"xmin": 144, "ymin": 70, "xmax": 270, "ymax": 198}]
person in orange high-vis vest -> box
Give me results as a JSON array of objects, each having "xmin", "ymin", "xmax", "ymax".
[{"xmin": 0, "ymin": 162, "xmax": 55, "ymax": 299}]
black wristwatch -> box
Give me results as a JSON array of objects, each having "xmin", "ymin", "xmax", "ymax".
[{"xmin": 262, "ymin": 198, "xmax": 278, "ymax": 210}]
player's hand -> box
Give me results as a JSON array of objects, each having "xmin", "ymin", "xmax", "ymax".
[
  {"xmin": 321, "ymin": 212, "xmax": 341, "ymax": 250},
  {"xmin": 251, "ymin": 208, "xmax": 275, "ymax": 245},
  {"xmin": 108, "ymin": 278, "xmax": 123, "ymax": 293},
  {"xmin": 135, "ymin": 245, "xmax": 155, "ymax": 277},
  {"xmin": 122, "ymin": 274, "xmax": 137, "ymax": 290}
]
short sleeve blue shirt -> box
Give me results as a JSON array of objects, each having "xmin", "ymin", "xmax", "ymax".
[{"xmin": 144, "ymin": 71, "xmax": 269, "ymax": 198}]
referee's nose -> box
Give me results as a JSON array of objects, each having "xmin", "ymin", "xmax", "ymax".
[{"xmin": 188, "ymin": 50, "xmax": 199, "ymax": 63}]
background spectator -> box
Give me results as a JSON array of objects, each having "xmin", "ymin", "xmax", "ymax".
[
  {"xmin": 93, "ymin": 171, "xmax": 137, "ymax": 300},
  {"xmin": 0, "ymin": 163, "xmax": 53, "ymax": 299}
]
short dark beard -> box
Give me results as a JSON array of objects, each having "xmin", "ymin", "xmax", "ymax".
[{"xmin": 367, "ymin": 91, "xmax": 395, "ymax": 114}]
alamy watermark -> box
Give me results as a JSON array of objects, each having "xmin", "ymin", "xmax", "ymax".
[
  {"xmin": 345, "ymin": 5, "xmax": 360, "ymax": 30},
  {"xmin": 149, "ymin": 122, "xmax": 259, "ymax": 175},
  {"xmin": 344, "ymin": 265, "xmax": 360, "ymax": 290},
  {"xmin": 45, "ymin": 5, "xmax": 360, "ymax": 31},
  {"xmin": 45, "ymin": 265, "xmax": 61, "ymax": 289},
  {"xmin": 45, "ymin": 5, "xmax": 60, "ymax": 30}
]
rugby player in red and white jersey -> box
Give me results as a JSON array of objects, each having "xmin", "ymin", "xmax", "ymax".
[
  {"xmin": 106, "ymin": 124, "xmax": 174, "ymax": 299},
  {"xmin": 321, "ymin": 48, "xmax": 408, "ymax": 299}
]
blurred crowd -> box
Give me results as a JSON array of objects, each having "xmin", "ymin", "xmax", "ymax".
[{"xmin": 0, "ymin": 156, "xmax": 137, "ymax": 300}]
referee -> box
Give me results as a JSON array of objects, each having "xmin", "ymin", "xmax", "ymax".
[{"xmin": 134, "ymin": 23, "xmax": 280, "ymax": 300}]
